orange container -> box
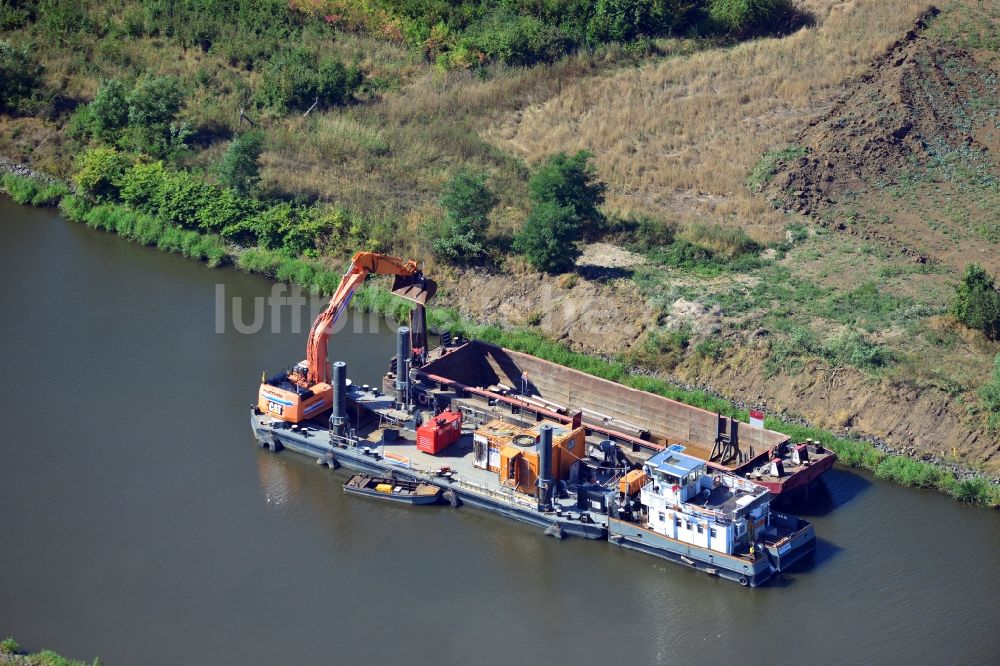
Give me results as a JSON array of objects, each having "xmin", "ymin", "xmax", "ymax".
[
  {"xmin": 619, "ymin": 469, "xmax": 649, "ymax": 496},
  {"xmin": 473, "ymin": 419, "xmax": 532, "ymax": 471}
]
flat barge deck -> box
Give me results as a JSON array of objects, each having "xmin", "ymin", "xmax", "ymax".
[
  {"xmin": 250, "ymin": 395, "xmax": 609, "ymax": 540},
  {"xmin": 409, "ymin": 340, "xmax": 835, "ymax": 498}
]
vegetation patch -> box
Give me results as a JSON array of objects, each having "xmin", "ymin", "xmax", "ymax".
[
  {"xmin": 291, "ymin": 0, "xmax": 805, "ymax": 68},
  {"xmin": 979, "ymin": 353, "xmax": 1000, "ymax": 432},
  {"xmin": 1, "ymin": 173, "xmax": 68, "ymax": 206},
  {"xmin": 952, "ymin": 264, "xmax": 1000, "ymax": 340},
  {"xmin": 0, "ymin": 634, "xmax": 100, "ymax": 666},
  {"xmin": 746, "ymin": 145, "xmax": 807, "ymax": 193}
]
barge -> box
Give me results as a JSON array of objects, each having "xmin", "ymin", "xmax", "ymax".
[
  {"xmin": 250, "ymin": 330, "xmax": 823, "ymax": 585},
  {"xmin": 251, "ymin": 252, "xmax": 824, "ymax": 586}
]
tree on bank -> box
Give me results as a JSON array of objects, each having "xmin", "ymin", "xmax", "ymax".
[
  {"xmin": 428, "ymin": 170, "xmax": 497, "ymax": 265},
  {"xmin": 218, "ymin": 132, "xmax": 264, "ymax": 196},
  {"xmin": 528, "ymin": 150, "xmax": 606, "ymax": 239},
  {"xmin": 514, "ymin": 201, "xmax": 582, "ymax": 274},
  {"xmin": 0, "ymin": 39, "xmax": 43, "ymax": 114},
  {"xmin": 952, "ymin": 264, "xmax": 1000, "ymax": 340}
]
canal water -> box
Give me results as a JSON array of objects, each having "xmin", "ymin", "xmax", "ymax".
[{"xmin": 1, "ymin": 197, "xmax": 998, "ymax": 665}]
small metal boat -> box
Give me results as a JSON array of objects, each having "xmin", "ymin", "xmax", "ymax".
[{"xmin": 343, "ymin": 473, "xmax": 442, "ymax": 505}]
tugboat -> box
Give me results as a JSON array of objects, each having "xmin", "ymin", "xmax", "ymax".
[
  {"xmin": 343, "ymin": 473, "xmax": 442, "ymax": 505},
  {"xmin": 608, "ymin": 445, "xmax": 815, "ymax": 586}
]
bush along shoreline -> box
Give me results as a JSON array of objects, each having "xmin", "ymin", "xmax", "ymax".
[
  {"xmin": 0, "ymin": 634, "xmax": 100, "ymax": 666},
  {"xmin": 2, "ymin": 170, "xmax": 997, "ymax": 509}
]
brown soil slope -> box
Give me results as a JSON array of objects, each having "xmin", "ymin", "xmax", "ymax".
[{"xmin": 770, "ymin": 7, "xmax": 1000, "ymax": 274}]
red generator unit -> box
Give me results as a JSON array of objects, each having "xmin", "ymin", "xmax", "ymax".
[{"xmin": 416, "ymin": 410, "xmax": 462, "ymax": 455}]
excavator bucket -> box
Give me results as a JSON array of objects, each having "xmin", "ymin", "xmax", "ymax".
[{"xmin": 391, "ymin": 274, "xmax": 437, "ymax": 305}]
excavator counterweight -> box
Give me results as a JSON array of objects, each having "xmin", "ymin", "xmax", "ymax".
[{"xmin": 257, "ymin": 252, "xmax": 434, "ymax": 423}]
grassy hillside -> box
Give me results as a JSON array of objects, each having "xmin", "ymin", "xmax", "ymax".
[{"xmin": 2, "ymin": 0, "xmax": 999, "ymax": 472}]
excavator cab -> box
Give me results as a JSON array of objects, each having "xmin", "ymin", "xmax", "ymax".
[{"xmin": 390, "ymin": 274, "xmax": 436, "ymax": 305}]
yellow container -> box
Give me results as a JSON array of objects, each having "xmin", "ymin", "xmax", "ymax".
[{"xmin": 375, "ymin": 483, "xmax": 394, "ymax": 494}]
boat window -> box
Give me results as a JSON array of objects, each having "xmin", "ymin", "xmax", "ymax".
[
  {"xmin": 675, "ymin": 518, "xmax": 682, "ymax": 527},
  {"xmin": 697, "ymin": 525, "xmax": 704, "ymax": 534},
  {"xmin": 710, "ymin": 528, "xmax": 718, "ymax": 538},
  {"xmin": 685, "ymin": 521, "xmax": 691, "ymax": 530},
  {"xmin": 658, "ymin": 512, "xmax": 665, "ymax": 522}
]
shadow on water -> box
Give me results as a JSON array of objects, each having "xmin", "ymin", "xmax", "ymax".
[{"xmin": 792, "ymin": 469, "xmax": 872, "ymax": 517}]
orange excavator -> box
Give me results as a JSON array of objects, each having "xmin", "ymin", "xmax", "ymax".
[{"xmin": 258, "ymin": 252, "xmax": 435, "ymax": 423}]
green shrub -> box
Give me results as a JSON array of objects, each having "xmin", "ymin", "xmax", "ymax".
[
  {"xmin": 440, "ymin": 170, "xmax": 496, "ymax": 234},
  {"xmin": 111, "ymin": 159, "xmax": 327, "ymax": 253},
  {"xmin": 622, "ymin": 216, "xmax": 676, "ymax": 251},
  {"xmin": 256, "ymin": 48, "xmax": 362, "ymax": 113},
  {"xmin": 124, "ymin": 75, "xmax": 189, "ymax": 158},
  {"xmin": 0, "ymin": 3, "xmax": 31, "ymax": 31},
  {"xmin": 428, "ymin": 170, "xmax": 497, "ymax": 265},
  {"xmin": 141, "ymin": 0, "xmax": 294, "ymax": 66},
  {"xmin": 694, "ymin": 338, "xmax": 727, "ymax": 361},
  {"xmin": 709, "ymin": 0, "xmax": 797, "ymax": 37},
  {"xmin": 649, "ymin": 239, "xmax": 719, "ymax": 270},
  {"xmin": 952, "ymin": 264, "xmax": 1000, "ymax": 339},
  {"xmin": 73, "ymin": 147, "xmax": 131, "ymax": 200},
  {"xmin": 81, "ymin": 202, "xmax": 229, "ymax": 266},
  {"xmin": 89, "ymin": 78, "xmax": 130, "ymax": 142},
  {"xmin": 59, "ymin": 194, "xmax": 91, "ymax": 222},
  {"xmin": 948, "ymin": 476, "xmax": 995, "ymax": 506},
  {"xmin": 465, "ymin": 10, "xmax": 566, "ymax": 66},
  {"xmin": 3, "ymin": 173, "xmax": 41, "ymax": 204},
  {"xmin": 824, "ymin": 331, "xmax": 894, "ymax": 371},
  {"xmin": 0, "ymin": 636, "xmax": 19, "ymax": 655},
  {"xmin": 682, "ymin": 223, "xmax": 760, "ymax": 258},
  {"xmin": 2, "ymin": 174, "xmax": 68, "ymax": 206},
  {"xmin": 274, "ymin": 257, "xmax": 317, "ymax": 286},
  {"xmin": 515, "ymin": 201, "xmax": 582, "ymax": 274},
  {"xmin": 0, "ymin": 39, "xmax": 44, "ymax": 114},
  {"xmin": 980, "ymin": 353, "xmax": 1000, "ymax": 431},
  {"xmin": 529, "ymin": 150, "xmax": 606, "ymax": 239},
  {"xmin": 36, "ymin": 0, "xmax": 91, "ymax": 44},
  {"xmin": 218, "ymin": 131, "xmax": 264, "ymax": 196},
  {"xmin": 426, "ymin": 216, "xmax": 487, "ymax": 265},
  {"xmin": 236, "ymin": 246, "xmax": 285, "ymax": 276},
  {"xmin": 630, "ymin": 327, "xmax": 691, "ymax": 371},
  {"xmin": 586, "ymin": 0, "xmax": 699, "ymax": 44}
]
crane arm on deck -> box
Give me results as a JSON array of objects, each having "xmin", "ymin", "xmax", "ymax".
[{"xmin": 304, "ymin": 252, "xmax": 433, "ymax": 385}]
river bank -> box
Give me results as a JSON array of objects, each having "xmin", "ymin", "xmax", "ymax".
[{"xmin": 1, "ymin": 172, "xmax": 997, "ymax": 508}]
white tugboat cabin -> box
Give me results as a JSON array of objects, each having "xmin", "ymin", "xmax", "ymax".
[{"xmin": 608, "ymin": 445, "xmax": 816, "ymax": 586}]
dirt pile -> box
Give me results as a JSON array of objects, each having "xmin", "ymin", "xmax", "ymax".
[{"xmin": 769, "ymin": 8, "xmax": 997, "ymax": 217}]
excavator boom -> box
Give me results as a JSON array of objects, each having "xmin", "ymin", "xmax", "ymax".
[
  {"xmin": 258, "ymin": 252, "xmax": 435, "ymax": 422},
  {"xmin": 306, "ymin": 252, "xmax": 435, "ymax": 384}
]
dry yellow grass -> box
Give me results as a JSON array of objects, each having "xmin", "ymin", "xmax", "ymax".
[{"xmin": 486, "ymin": 0, "xmax": 933, "ymax": 242}]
